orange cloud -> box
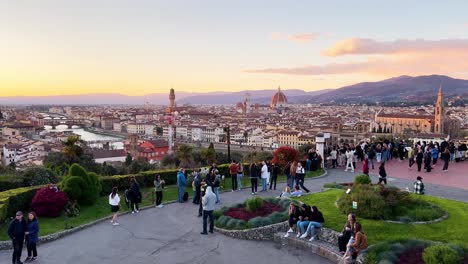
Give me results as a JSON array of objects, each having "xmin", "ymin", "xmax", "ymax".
[
  {"xmin": 322, "ymin": 38, "xmax": 468, "ymax": 56},
  {"xmin": 245, "ymin": 53, "xmax": 468, "ymax": 77},
  {"xmin": 287, "ymin": 33, "xmax": 320, "ymax": 43},
  {"xmin": 270, "ymin": 32, "xmax": 283, "ymax": 40}
]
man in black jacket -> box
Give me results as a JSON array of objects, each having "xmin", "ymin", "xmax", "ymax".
[{"xmin": 8, "ymin": 211, "xmax": 27, "ymax": 264}]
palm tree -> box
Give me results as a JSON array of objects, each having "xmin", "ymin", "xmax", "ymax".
[
  {"xmin": 176, "ymin": 144, "xmax": 193, "ymax": 168},
  {"xmin": 62, "ymin": 135, "xmax": 85, "ymax": 164}
]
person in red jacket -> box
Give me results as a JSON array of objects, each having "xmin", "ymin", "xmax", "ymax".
[
  {"xmin": 229, "ymin": 160, "xmax": 238, "ymax": 192},
  {"xmin": 362, "ymin": 158, "xmax": 369, "ymax": 176}
]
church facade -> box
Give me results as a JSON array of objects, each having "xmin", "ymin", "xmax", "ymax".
[{"xmin": 371, "ymin": 87, "xmax": 445, "ymax": 135}]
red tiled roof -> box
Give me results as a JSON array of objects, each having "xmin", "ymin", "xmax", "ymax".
[{"xmin": 378, "ymin": 113, "xmax": 433, "ymax": 119}]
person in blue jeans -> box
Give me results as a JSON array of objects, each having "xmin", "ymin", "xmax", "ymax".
[
  {"xmin": 236, "ymin": 161, "xmax": 243, "ymax": 191},
  {"xmin": 296, "ymin": 204, "xmax": 312, "ymax": 238},
  {"xmin": 300, "ymin": 205, "xmax": 325, "ymax": 241},
  {"xmin": 177, "ymin": 168, "xmax": 187, "ymax": 203}
]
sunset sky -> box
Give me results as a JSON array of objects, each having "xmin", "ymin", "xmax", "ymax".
[{"xmin": 1, "ymin": 0, "xmax": 468, "ymax": 96}]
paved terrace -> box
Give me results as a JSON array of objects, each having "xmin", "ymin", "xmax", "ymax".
[{"xmin": 1, "ymin": 168, "xmax": 466, "ymax": 264}]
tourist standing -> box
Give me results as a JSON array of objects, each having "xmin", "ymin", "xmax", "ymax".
[
  {"xmin": 432, "ymin": 147, "xmax": 439, "ymax": 165},
  {"xmin": 200, "ymin": 186, "xmax": 216, "ymax": 235},
  {"xmin": 237, "ymin": 161, "xmax": 243, "ymax": 191},
  {"xmin": 128, "ymin": 178, "xmax": 141, "ymax": 213},
  {"xmin": 229, "ymin": 160, "xmax": 238, "ymax": 192},
  {"xmin": 377, "ymin": 162, "xmax": 387, "ymax": 185},
  {"xmin": 198, "ymin": 179, "xmax": 207, "ymax": 217},
  {"xmin": 109, "ymin": 187, "xmax": 121, "ymax": 225},
  {"xmin": 192, "ymin": 171, "xmax": 201, "ymax": 204},
  {"xmin": 249, "ymin": 162, "xmax": 258, "ymax": 195},
  {"xmin": 345, "ymin": 148, "xmax": 355, "ymax": 172},
  {"xmin": 290, "ymin": 161, "xmax": 298, "ymax": 186},
  {"xmin": 24, "ymin": 212, "xmax": 39, "ymax": 262},
  {"xmin": 212, "ymin": 170, "xmax": 220, "ymax": 203},
  {"xmin": 413, "ymin": 176, "xmax": 425, "ymax": 194},
  {"xmin": 269, "ymin": 162, "xmax": 279, "ymax": 190},
  {"xmin": 330, "ymin": 147, "xmax": 338, "ymax": 169},
  {"xmin": 441, "ymin": 149, "xmax": 450, "ymax": 172},
  {"xmin": 408, "ymin": 146, "xmax": 415, "ymax": 169},
  {"xmin": 362, "ymin": 158, "xmax": 369, "ymax": 176},
  {"xmin": 424, "ymin": 148, "xmax": 432, "ymax": 173},
  {"xmin": 367, "ymin": 145, "xmax": 376, "ymax": 170},
  {"xmin": 155, "ymin": 175, "xmax": 165, "ymax": 207},
  {"xmin": 261, "ymin": 161, "xmax": 269, "ymax": 192},
  {"xmin": 8, "ymin": 211, "xmax": 27, "ymax": 264},
  {"xmin": 284, "ymin": 161, "xmax": 293, "ymax": 189},
  {"xmin": 177, "ymin": 168, "xmax": 187, "ymax": 203},
  {"xmin": 416, "ymin": 149, "xmax": 424, "ymax": 172},
  {"xmin": 296, "ymin": 162, "xmax": 310, "ymax": 193}
]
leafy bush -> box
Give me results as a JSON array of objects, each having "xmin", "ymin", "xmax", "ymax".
[
  {"xmin": 246, "ymin": 197, "xmax": 263, "ymax": 212},
  {"xmin": 337, "ymin": 184, "xmax": 387, "ymax": 219},
  {"xmin": 22, "ymin": 167, "xmax": 59, "ymax": 186},
  {"xmin": 63, "ymin": 201, "xmax": 80, "ymax": 217},
  {"xmin": 61, "ymin": 164, "xmax": 101, "ymax": 205},
  {"xmin": 354, "ymin": 174, "xmax": 371, "ymax": 185},
  {"xmin": 62, "ymin": 176, "xmax": 85, "ymax": 203},
  {"xmin": 30, "ymin": 187, "xmax": 69, "ymax": 218},
  {"xmin": 0, "ymin": 186, "xmax": 41, "ymax": 223},
  {"xmin": 248, "ymin": 216, "xmax": 273, "ymax": 228},
  {"xmin": 423, "ymin": 244, "xmax": 462, "ymax": 264}
]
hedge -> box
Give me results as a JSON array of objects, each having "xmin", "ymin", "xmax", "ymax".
[
  {"xmin": 0, "ymin": 163, "xmax": 250, "ymax": 223},
  {"xmin": 0, "ymin": 186, "xmax": 42, "ymax": 223}
]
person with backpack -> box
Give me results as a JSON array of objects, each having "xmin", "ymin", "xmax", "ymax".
[
  {"xmin": 109, "ymin": 187, "xmax": 121, "ymax": 225},
  {"xmin": 250, "ymin": 162, "xmax": 258, "ymax": 195},
  {"xmin": 128, "ymin": 178, "xmax": 141, "ymax": 213},
  {"xmin": 295, "ymin": 162, "xmax": 309, "ymax": 193},
  {"xmin": 377, "ymin": 162, "xmax": 387, "ymax": 185},
  {"xmin": 367, "ymin": 146, "xmax": 376, "ymax": 170},
  {"xmin": 177, "ymin": 168, "xmax": 187, "ymax": 203}
]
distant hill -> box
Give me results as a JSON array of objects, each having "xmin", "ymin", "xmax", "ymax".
[
  {"xmin": 1, "ymin": 75, "xmax": 466, "ymax": 105},
  {"xmin": 306, "ymin": 75, "xmax": 468, "ymax": 104}
]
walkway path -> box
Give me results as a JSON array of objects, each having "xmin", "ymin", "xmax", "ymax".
[{"xmin": 1, "ymin": 168, "xmax": 466, "ymax": 264}]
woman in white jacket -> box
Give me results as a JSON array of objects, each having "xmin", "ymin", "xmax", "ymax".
[
  {"xmin": 261, "ymin": 161, "xmax": 269, "ymax": 192},
  {"xmin": 345, "ymin": 148, "xmax": 355, "ymax": 172}
]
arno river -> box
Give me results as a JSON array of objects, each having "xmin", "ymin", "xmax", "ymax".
[{"xmin": 44, "ymin": 125, "xmax": 125, "ymax": 149}]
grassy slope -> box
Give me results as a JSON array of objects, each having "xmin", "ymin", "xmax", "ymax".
[
  {"xmin": 295, "ymin": 189, "xmax": 468, "ymax": 248},
  {"xmin": 0, "ymin": 169, "xmax": 324, "ymax": 241}
]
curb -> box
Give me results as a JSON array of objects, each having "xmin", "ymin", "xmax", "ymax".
[{"xmin": 0, "ymin": 199, "xmax": 178, "ymax": 250}]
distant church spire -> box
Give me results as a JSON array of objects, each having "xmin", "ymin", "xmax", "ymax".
[{"xmin": 434, "ymin": 85, "xmax": 444, "ymax": 134}]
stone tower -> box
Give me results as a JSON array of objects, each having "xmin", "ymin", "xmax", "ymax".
[
  {"xmin": 434, "ymin": 85, "xmax": 444, "ymax": 134},
  {"xmin": 169, "ymin": 88, "xmax": 175, "ymax": 109}
]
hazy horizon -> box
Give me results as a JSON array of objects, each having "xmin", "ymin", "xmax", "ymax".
[{"xmin": 2, "ymin": 0, "xmax": 468, "ymax": 96}]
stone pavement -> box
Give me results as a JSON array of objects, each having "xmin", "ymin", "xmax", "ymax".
[{"xmin": 1, "ymin": 169, "xmax": 466, "ymax": 264}]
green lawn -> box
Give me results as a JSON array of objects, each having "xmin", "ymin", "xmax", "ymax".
[
  {"xmin": 295, "ymin": 189, "xmax": 468, "ymax": 248},
  {"xmin": 0, "ymin": 169, "xmax": 324, "ymax": 241}
]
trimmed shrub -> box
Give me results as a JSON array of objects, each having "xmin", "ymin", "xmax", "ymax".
[
  {"xmin": 62, "ymin": 176, "xmax": 85, "ymax": 203},
  {"xmin": 30, "ymin": 187, "xmax": 69, "ymax": 218},
  {"xmin": 248, "ymin": 216, "xmax": 273, "ymax": 228},
  {"xmin": 61, "ymin": 164, "xmax": 101, "ymax": 205},
  {"xmin": 23, "ymin": 167, "xmax": 59, "ymax": 186},
  {"xmin": 246, "ymin": 197, "xmax": 263, "ymax": 212},
  {"xmin": 423, "ymin": 244, "xmax": 462, "ymax": 264},
  {"xmin": 354, "ymin": 174, "xmax": 371, "ymax": 185},
  {"xmin": 337, "ymin": 184, "xmax": 387, "ymax": 219},
  {"xmin": 0, "ymin": 186, "xmax": 41, "ymax": 223}
]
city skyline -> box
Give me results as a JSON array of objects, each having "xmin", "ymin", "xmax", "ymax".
[{"xmin": 2, "ymin": 0, "xmax": 468, "ymax": 96}]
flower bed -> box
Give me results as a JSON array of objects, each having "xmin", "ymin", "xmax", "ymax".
[
  {"xmin": 214, "ymin": 197, "xmax": 291, "ymax": 230},
  {"xmin": 224, "ymin": 201, "xmax": 281, "ymax": 221}
]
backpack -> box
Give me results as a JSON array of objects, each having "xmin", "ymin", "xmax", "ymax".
[{"xmin": 183, "ymin": 192, "xmax": 189, "ymax": 201}]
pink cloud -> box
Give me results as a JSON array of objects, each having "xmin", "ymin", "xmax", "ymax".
[
  {"xmin": 270, "ymin": 32, "xmax": 283, "ymax": 40},
  {"xmin": 287, "ymin": 33, "xmax": 320, "ymax": 43},
  {"xmin": 245, "ymin": 54, "xmax": 468, "ymax": 77},
  {"xmin": 322, "ymin": 38, "xmax": 468, "ymax": 56}
]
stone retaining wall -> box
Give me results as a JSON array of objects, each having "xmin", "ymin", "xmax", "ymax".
[{"xmin": 214, "ymin": 221, "xmax": 289, "ymax": 241}]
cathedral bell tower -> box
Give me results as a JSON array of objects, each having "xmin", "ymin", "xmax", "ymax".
[{"xmin": 434, "ymin": 85, "xmax": 444, "ymax": 134}]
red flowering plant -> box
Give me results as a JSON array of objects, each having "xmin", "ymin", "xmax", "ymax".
[
  {"xmin": 30, "ymin": 186, "xmax": 69, "ymax": 218},
  {"xmin": 272, "ymin": 146, "xmax": 299, "ymax": 167}
]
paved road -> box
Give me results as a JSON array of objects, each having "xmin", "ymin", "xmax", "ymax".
[
  {"xmin": 1, "ymin": 169, "xmax": 466, "ymax": 264},
  {"xmin": 0, "ymin": 187, "xmax": 332, "ymax": 264}
]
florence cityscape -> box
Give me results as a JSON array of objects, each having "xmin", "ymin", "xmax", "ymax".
[{"xmin": 0, "ymin": 1, "xmax": 467, "ymax": 264}]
